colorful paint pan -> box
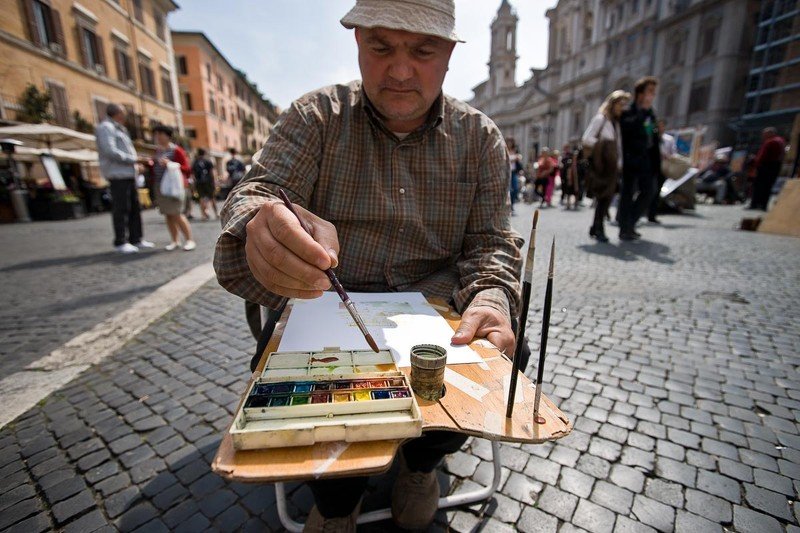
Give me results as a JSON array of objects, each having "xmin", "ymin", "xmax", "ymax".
[
  {"xmin": 333, "ymin": 392, "xmax": 352, "ymax": 403},
  {"xmin": 313, "ymin": 382, "xmax": 332, "ymax": 391},
  {"xmin": 354, "ymin": 390, "xmax": 371, "ymax": 401},
  {"xmin": 293, "ymin": 383, "xmax": 313, "ymax": 393},
  {"xmin": 335, "ymin": 381, "xmax": 352, "ymax": 390},
  {"xmin": 353, "ymin": 381, "xmax": 373, "ymax": 389},
  {"xmin": 269, "ymin": 395, "xmax": 290, "ymax": 406},
  {"xmin": 245, "ymin": 395, "xmax": 271, "ymax": 408},
  {"xmin": 270, "ymin": 383, "xmax": 293, "ymax": 394},
  {"xmin": 390, "ymin": 389, "xmax": 410, "ymax": 398},
  {"xmin": 311, "ymin": 393, "xmax": 330, "ymax": 404},
  {"xmin": 371, "ymin": 390, "xmax": 391, "ymax": 400},
  {"xmin": 290, "ymin": 395, "xmax": 310, "ymax": 405},
  {"xmin": 388, "ymin": 378, "xmax": 406, "ymax": 387}
]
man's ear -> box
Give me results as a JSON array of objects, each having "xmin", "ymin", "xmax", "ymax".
[{"xmin": 354, "ymin": 26, "xmax": 362, "ymax": 46}]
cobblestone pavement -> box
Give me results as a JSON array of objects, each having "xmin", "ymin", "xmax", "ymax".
[
  {"xmin": 1, "ymin": 201, "xmax": 799, "ymax": 532},
  {"xmin": 0, "ymin": 207, "xmax": 222, "ymax": 377}
]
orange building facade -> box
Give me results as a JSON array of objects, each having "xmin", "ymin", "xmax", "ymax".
[
  {"xmin": 172, "ymin": 31, "xmax": 278, "ymax": 171},
  {"xmin": 0, "ymin": 0, "xmax": 181, "ymax": 139}
]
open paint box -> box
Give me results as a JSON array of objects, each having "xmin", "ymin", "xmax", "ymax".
[{"xmin": 229, "ymin": 350, "xmax": 423, "ymax": 450}]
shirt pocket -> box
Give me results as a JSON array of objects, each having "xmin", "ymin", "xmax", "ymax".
[{"xmin": 414, "ymin": 181, "xmax": 477, "ymax": 254}]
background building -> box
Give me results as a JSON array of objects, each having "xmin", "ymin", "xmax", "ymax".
[
  {"xmin": 0, "ymin": 0, "xmax": 181, "ymax": 140},
  {"xmin": 172, "ymin": 31, "xmax": 278, "ymax": 173},
  {"xmin": 470, "ymin": 0, "xmax": 763, "ymax": 166}
]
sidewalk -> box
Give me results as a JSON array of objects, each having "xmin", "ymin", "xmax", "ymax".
[{"xmin": 1, "ymin": 203, "xmax": 799, "ymax": 532}]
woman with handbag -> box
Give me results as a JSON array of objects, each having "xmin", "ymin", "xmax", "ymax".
[
  {"xmin": 151, "ymin": 124, "xmax": 196, "ymax": 251},
  {"xmin": 582, "ymin": 90, "xmax": 630, "ymax": 242}
]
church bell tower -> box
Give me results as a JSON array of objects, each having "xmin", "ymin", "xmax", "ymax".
[{"xmin": 489, "ymin": 0, "xmax": 519, "ymax": 96}]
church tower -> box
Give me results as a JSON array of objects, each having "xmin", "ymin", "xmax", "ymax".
[{"xmin": 489, "ymin": 0, "xmax": 519, "ymax": 96}]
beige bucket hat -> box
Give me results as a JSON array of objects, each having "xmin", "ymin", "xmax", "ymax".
[{"xmin": 341, "ymin": 0, "xmax": 464, "ymax": 43}]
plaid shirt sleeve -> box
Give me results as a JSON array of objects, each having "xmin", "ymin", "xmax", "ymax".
[
  {"xmin": 453, "ymin": 128, "xmax": 524, "ymax": 321},
  {"xmin": 213, "ymin": 101, "xmax": 323, "ymax": 310}
]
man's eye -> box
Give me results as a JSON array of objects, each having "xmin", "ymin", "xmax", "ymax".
[
  {"xmin": 414, "ymin": 49, "xmax": 434, "ymax": 58},
  {"xmin": 372, "ymin": 47, "xmax": 390, "ymax": 54}
]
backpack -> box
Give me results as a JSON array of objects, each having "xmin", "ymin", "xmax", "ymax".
[{"xmin": 193, "ymin": 159, "xmax": 213, "ymax": 184}]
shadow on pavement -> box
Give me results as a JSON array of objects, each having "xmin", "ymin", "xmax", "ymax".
[
  {"xmin": 37, "ymin": 283, "xmax": 162, "ymax": 314},
  {"xmin": 0, "ymin": 249, "xmax": 160, "ymax": 272},
  {"xmin": 578, "ymin": 239, "xmax": 675, "ymax": 265}
]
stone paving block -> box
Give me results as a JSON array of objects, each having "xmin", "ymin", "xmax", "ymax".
[
  {"xmin": 631, "ymin": 494, "xmax": 676, "ymax": 533},
  {"xmin": 523, "ymin": 456, "xmax": 561, "ymax": 485},
  {"xmin": 104, "ymin": 486, "xmax": 141, "ymax": 518},
  {"xmin": 674, "ymin": 510, "xmax": 722, "ymax": 533},
  {"xmin": 116, "ymin": 501, "xmax": 158, "ymax": 531},
  {"xmin": 696, "ymin": 470, "xmax": 741, "ymax": 503},
  {"xmin": 572, "ymin": 498, "xmax": 615, "ymax": 533},
  {"xmin": 198, "ymin": 488, "xmax": 237, "ymax": 519},
  {"xmin": 621, "ymin": 447, "xmax": 655, "ymax": 472},
  {"xmin": 590, "ymin": 480, "xmax": 634, "ymax": 515},
  {"xmin": 62, "ymin": 509, "xmax": 106, "ymax": 533},
  {"xmin": 517, "ymin": 506, "xmax": 558, "ymax": 533},
  {"xmin": 609, "ymin": 463, "xmax": 645, "ymax": 493},
  {"xmin": 684, "ymin": 488, "xmax": 732, "ymax": 523},
  {"xmin": 717, "ymin": 457, "xmax": 753, "ymax": 482},
  {"xmin": 742, "ymin": 483, "xmax": 793, "ymax": 521},
  {"xmin": 536, "ymin": 485, "xmax": 578, "ymax": 521},
  {"xmin": 753, "ymin": 468, "xmax": 794, "ymax": 496},
  {"xmin": 559, "ymin": 467, "xmax": 594, "ymax": 498},
  {"xmin": 656, "ymin": 440, "xmax": 685, "ymax": 461},
  {"xmin": 51, "ymin": 489, "xmax": 96, "ymax": 526},
  {"xmin": 497, "ymin": 445, "xmax": 529, "ymax": 472},
  {"xmin": 614, "ymin": 515, "xmax": 657, "ymax": 533},
  {"xmin": 487, "ymin": 492, "xmax": 522, "ymax": 524},
  {"xmin": 43, "ymin": 477, "xmax": 87, "ymax": 506},
  {"xmin": 655, "ymin": 457, "xmax": 696, "ymax": 488},
  {"xmin": 501, "ymin": 471, "xmax": 542, "ymax": 505},
  {"xmin": 95, "ymin": 472, "xmax": 131, "ymax": 498},
  {"xmin": 732, "ymin": 505, "xmax": 783, "ymax": 533}
]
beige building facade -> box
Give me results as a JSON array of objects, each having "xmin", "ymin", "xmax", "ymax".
[
  {"xmin": 471, "ymin": 0, "xmax": 759, "ymax": 165},
  {"xmin": 0, "ymin": 0, "xmax": 182, "ymax": 140}
]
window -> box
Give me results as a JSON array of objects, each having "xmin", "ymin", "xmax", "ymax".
[
  {"xmin": 160, "ymin": 67, "xmax": 174, "ymax": 105},
  {"xmin": 114, "ymin": 46, "xmax": 134, "ymax": 85},
  {"xmin": 177, "ymin": 55, "xmax": 188, "ymax": 75},
  {"xmin": 217, "ymin": 74, "xmax": 223, "ymax": 91},
  {"xmin": 78, "ymin": 26, "xmax": 106, "ymax": 74},
  {"xmin": 153, "ymin": 8, "xmax": 165, "ymax": 40},
  {"xmin": 666, "ymin": 36, "xmax": 684, "ymax": 67},
  {"xmin": 24, "ymin": 0, "xmax": 66, "ymax": 56},
  {"xmin": 138, "ymin": 56, "xmax": 156, "ymax": 97},
  {"xmin": 46, "ymin": 82, "xmax": 70, "ymax": 127},
  {"xmin": 186, "ymin": 128, "xmax": 197, "ymax": 139},
  {"xmin": 506, "ymin": 30, "xmax": 513, "ymax": 51},
  {"xmin": 206, "ymin": 63, "xmax": 211, "ymax": 80},
  {"xmin": 132, "ymin": 0, "xmax": 143, "ymax": 23},
  {"xmin": 698, "ymin": 23, "xmax": 719, "ymax": 58},
  {"xmin": 182, "ymin": 92, "xmax": 192, "ymax": 111},
  {"xmin": 688, "ymin": 81, "xmax": 711, "ymax": 114},
  {"xmin": 221, "ymin": 104, "xmax": 227, "ymax": 121},
  {"xmin": 209, "ymin": 92, "xmax": 216, "ymax": 115}
]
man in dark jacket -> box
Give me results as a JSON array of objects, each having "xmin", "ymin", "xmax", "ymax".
[{"xmin": 618, "ymin": 76, "xmax": 661, "ymax": 240}]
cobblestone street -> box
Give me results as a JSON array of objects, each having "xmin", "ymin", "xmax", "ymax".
[{"xmin": 1, "ymin": 201, "xmax": 799, "ymax": 532}]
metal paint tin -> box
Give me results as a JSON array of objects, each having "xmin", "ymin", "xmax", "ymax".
[{"xmin": 410, "ymin": 344, "xmax": 447, "ymax": 401}]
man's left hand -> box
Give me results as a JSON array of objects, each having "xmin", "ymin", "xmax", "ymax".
[{"xmin": 451, "ymin": 305, "xmax": 516, "ymax": 356}]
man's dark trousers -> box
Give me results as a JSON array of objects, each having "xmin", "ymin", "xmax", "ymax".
[
  {"xmin": 110, "ymin": 178, "xmax": 142, "ymax": 246},
  {"xmin": 749, "ymin": 161, "xmax": 781, "ymax": 210},
  {"xmin": 619, "ymin": 169, "xmax": 656, "ymax": 234},
  {"xmin": 647, "ymin": 173, "xmax": 665, "ymax": 219}
]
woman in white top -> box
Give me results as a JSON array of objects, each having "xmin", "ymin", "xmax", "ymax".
[{"xmin": 582, "ymin": 90, "xmax": 630, "ymax": 242}]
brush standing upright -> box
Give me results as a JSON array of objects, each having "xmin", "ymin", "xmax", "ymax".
[
  {"xmin": 533, "ymin": 238, "xmax": 556, "ymax": 424},
  {"xmin": 506, "ymin": 210, "xmax": 539, "ymax": 418}
]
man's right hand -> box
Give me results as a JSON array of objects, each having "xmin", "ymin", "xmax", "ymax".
[{"xmin": 245, "ymin": 199, "xmax": 340, "ymax": 299}]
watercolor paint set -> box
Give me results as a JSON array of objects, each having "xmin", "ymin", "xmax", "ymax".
[{"xmin": 230, "ymin": 350, "xmax": 422, "ymax": 450}]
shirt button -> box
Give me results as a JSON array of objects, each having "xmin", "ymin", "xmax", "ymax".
[
  {"xmin": 399, "ymin": 188, "xmax": 405, "ymax": 195},
  {"xmin": 399, "ymin": 227, "xmax": 405, "ymax": 234}
]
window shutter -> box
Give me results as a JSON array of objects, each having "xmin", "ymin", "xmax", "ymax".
[
  {"xmin": 50, "ymin": 9, "xmax": 67, "ymax": 57},
  {"xmin": 76, "ymin": 26, "xmax": 89, "ymax": 67},
  {"xmin": 114, "ymin": 48, "xmax": 124, "ymax": 82},
  {"xmin": 23, "ymin": 0, "xmax": 42, "ymax": 47},
  {"xmin": 124, "ymin": 54, "xmax": 134, "ymax": 84},
  {"xmin": 94, "ymin": 35, "xmax": 106, "ymax": 73}
]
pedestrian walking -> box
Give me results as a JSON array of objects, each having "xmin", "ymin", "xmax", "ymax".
[
  {"xmin": 618, "ymin": 76, "xmax": 661, "ymax": 241},
  {"xmin": 192, "ymin": 148, "xmax": 218, "ymax": 220},
  {"xmin": 507, "ymin": 138, "xmax": 522, "ymax": 213},
  {"xmin": 95, "ymin": 103, "xmax": 154, "ymax": 253},
  {"xmin": 535, "ymin": 148, "xmax": 554, "ymax": 207},
  {"xmin": 582, "ymin": 90, "xmax": 630, "ymax": 243},
  {"xmin": 647, "ymin": 119, "xmax": 675, "ymax": 223},
  {"xmin": 749, "ymin": 127, "xmax": 786, "ymax": 210},
  {"xmin": 560, "ymin": 144, "xmax": 578, "ymax": 210},
  {"xmin": 150, "ymin": 125, "xmax": 196, "ymax": 251},
  {"xmin": 225, "ymin": 148, "xmax": 246, "ymax": 197}
]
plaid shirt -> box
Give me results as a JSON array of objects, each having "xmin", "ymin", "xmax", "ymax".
[{"xmin": 214, "ymin": 81, "xmax": 523, "ymax": 320}]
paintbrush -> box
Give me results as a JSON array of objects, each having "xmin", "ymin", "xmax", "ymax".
[
  {"xmin": 277, "ymin": 188, "xmax": 379, "ymax": 353},
  {"xmin": 506, "ymin": 210, "xmax": 539, "ymax": 418},
  {"xmin": 533, "ymin": 237, "xmax": 556, "ymax": 424}
]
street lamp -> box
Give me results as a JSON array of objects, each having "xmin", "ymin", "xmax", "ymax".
[{"xmin": 0, "ymin": 138, "xmax": 31, "ymax": 222}]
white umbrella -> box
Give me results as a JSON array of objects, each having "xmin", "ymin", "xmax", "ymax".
[{"xmin": 0, "ymin": 123, "xmax": 96, "ymax": 151}]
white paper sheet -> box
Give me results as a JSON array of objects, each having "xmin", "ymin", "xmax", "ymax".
[{"xmin": 278, "ymin": 292, "xmax": 484, "ymax": 367}]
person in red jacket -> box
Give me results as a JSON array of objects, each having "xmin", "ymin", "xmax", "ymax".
[
  {"xmin": 151, "ymin": 124, "xmax": 196, "ymax": 250},
  {"xmin": 749, "ymin": 127, "xmax": 786, "ymax": 210}
]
